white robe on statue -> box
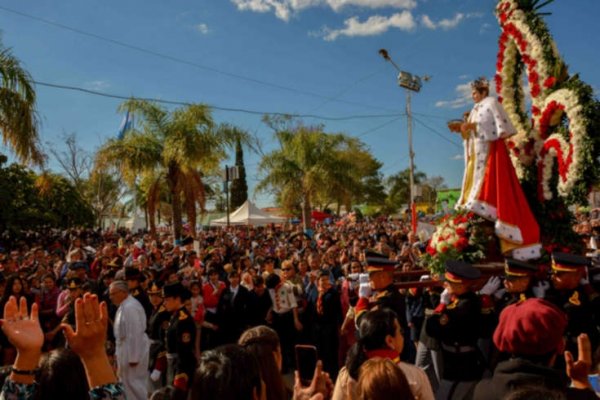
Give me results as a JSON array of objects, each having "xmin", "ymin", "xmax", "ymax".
[{"xmin": 114, "ymin": 295, "xmax": 150, "ymax": 400}]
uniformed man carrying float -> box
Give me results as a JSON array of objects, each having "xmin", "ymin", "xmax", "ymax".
[
  {"xmin": 426, "ymin": 260, "xmax": 485, "ymax": 400},
  {"xmin": 355, "ymin": 251, "xmax": 413, "ymax": 362}
]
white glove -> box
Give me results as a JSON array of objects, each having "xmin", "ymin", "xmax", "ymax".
[
  {"xmin": 580, "ymin": 267, "xmax": 590, "ymax": 286},
  {"xmin": 150, "ymin": 369, "xmax": 161, "ymax": 382},
  {"xmin": 479, "ymin": 276, "xmax": 502, "ymax": 296},
  {"xmin": 348, "ymin": 273, "xmax": 360, "ymax": 281},
  {"xmin": 358, "ymin": 273, "xmax": 370, "ymax": 284},
  {"xmin": 358, "ymin": 282, "xmax": 372, "ymax": 298},
  {"xmin": 532, "ymin": 280, "xmax": 550, "ymax": 298},
  {"xmin": 419, "ymin": 275, "xmax": 430, "ymax": 282},
  {"xmin": 494, "ymin": 288, "xmax": 507, "ymax": 300},
  {"xmin": 440, "ymin": 288, "xmax": 451, "ymax": 305}
]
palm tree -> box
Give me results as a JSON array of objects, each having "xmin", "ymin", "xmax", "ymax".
[
  {"xmin": 0, "ymin": 41, "xmax": 44, "ymax": 165},
  {"xmin": 97, "ymin": 99, "xmax": 247, "ymax": 239},
  {"xmin": 257, "ymin": 125, "xmax": 357, "ymax": 231}
]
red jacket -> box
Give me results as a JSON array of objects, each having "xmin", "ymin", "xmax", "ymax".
[{"xmin": 202, "ymin": 281, "xmax": 225, "ymax": 309}]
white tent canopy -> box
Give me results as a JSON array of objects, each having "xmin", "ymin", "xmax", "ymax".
[{"xmin": 210, "ymin": 200, "xmax": 286, "ymax": 226}]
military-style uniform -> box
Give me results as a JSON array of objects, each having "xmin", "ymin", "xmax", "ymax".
[
  {"xmin": 162, "ymin": 282, "xmax": 196, "ymax": 393},
  {"xmin": 495, "ymin": 258, "xmax": 538, "ymax": 313},
  {"xmin": 545, "ymin": 252, "xmax": 600, "ymax": 357},
  {"xmin": 355, "ymin": 252, "xmax": 411, "ymax": 361},
  {"xmin": 166, "ymin": 307, "xmax": 196, "ymax": 390},
  {"xmin": 425, "ymin": 260, "xmax": 485, "ymax": 400},
  {"xmin": 147, "ymin": 303, "xmax": 171, "ymax": 387}
]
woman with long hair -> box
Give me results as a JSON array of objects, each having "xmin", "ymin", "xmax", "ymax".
[
  {"xmin": 238, "ymin": 325, "xmax": 289, "ymax": 400},
  {"xmin": 332, "ymin": 309, "xmax": 433, "ymax": 400}
]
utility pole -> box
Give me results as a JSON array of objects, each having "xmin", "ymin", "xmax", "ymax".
[{"xmin": 378, "ymin": 49, "xmax": 429, "ymax": 233}]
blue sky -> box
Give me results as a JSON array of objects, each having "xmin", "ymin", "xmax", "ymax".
[{"xmin": 1, "ymin": 0, "xmax": 598, "ymax": 207}]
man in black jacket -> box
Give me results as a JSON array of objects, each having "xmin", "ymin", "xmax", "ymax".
[{"xmin": 217, "ymin": 270, "xmax": 250, "ymax": 344}]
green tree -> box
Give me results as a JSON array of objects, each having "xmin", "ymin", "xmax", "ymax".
[
  {"xmin": 230, "ymin": 137, "xmax": 248, "ymax": 210},
  {"xmin": 0, "ymin": 41, "xmax": 44, "ymax": 165},
  {"xmin": 96, "ymin": 99, "xmax": 248, "ymax": 239},
  {"xmin": 257, "ymin": 123, "xmax": 359, "ymax": 231},
  {"xmin": 383, "ymin": 168, "xmax": 427, "ymax": 214},
  {"xmin": 0, "ymin": 158, "xmax": 93, "ymax": 234}
]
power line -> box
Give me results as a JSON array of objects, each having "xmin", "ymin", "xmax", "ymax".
[
  {"xmin": 34, "ymin": 80, "xmax": 405, "ymax": 121},
  {"xmin": 411, "ymin": 115, "xmax": 463, "ymax": 149},
  {"xmin": 357, "ymin": 116, "xmax": 404, "ymax": 138},
  {"xmin": 0, "ymin": 5, "xmax": 393, "ymax": 112}
]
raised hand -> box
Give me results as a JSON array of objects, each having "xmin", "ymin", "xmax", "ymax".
[
  {"xmin": 565, "ymin": 333, "xmax": 593, "ymax": 390},
  {"xmin": 61, "ymin": 293, "xmax": 108, "ymax": 361},
  {"xmin": 1, "ymin": 296, "xmax": 43, "ymax": 354}
]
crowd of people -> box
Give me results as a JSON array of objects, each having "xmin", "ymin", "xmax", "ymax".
[{"xmin": 0, "ymin": 218, "xmax": 598, "ymax": 400}]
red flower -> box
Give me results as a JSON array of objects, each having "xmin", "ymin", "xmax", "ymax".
[
  {"xmin": 544, "ymin": 76, "xmax": 556, "ymax": 88},
  {"xmin": 507, "ymin": 140, "xmax": 516, "ymax": 149},
  {"xmin": 455, "ymin": 237, "xmax": 469, "ymax": 250},
  {"xmin": 426, "ymin": 245, "xmax": 436, "ymax": 256},
  {"xmin": 440, "ymin": 246, "xmax": 449, "ymax": 254},
  {"xmin": 532, "ymin": 105, "xmax": 540, "ymax": 115},
  {"xmin": 498, "ymin": 96, "xmax": 503, "ymax": 103},
  {"xmin": 455, "ymin": 228, "xmax": 466, "ymax": 236},
  {"xmin": 531, "ymin": 84, "xmax": 541, "ymax": 98}
]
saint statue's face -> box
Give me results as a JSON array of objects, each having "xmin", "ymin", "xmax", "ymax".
[{"xmin": 472, "ymin": 89, "xmax": 485, "ymax": 104}]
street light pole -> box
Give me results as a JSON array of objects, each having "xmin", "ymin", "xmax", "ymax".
[
  {"xmin": 379, "ymin": 49, "xmax": 429, "ymax": 233},
  {"xmin": 406, "ymin": 90, "xmax": 415, "ymax": 210}
]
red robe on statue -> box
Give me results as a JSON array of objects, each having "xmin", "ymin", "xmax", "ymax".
[{"xmin": 456, "ymin": 96, "xmax": 541, "ymax": 260}]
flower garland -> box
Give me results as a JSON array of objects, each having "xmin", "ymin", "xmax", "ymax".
[
  {"xmin": 494, "ymin": 0, "xmax": 599, "ymax": 204},
  {"xmin": 536, "ymin": 88, "xmax": 586, "ymax": 200}
]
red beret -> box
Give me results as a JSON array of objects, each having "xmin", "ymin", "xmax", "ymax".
[{"xmin": 493, "ymin": 298, "xmax": 567, "ymax": 356}]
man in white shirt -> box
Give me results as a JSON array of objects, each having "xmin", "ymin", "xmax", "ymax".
[{"xmin": 110, "ymin": 280, "xmax": 150, "ymax": 400}]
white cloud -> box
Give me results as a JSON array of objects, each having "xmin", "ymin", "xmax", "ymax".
[
  {"xmin": 83, "ymin": 80, "xmax": 110, "ymax": 92},
  {"xmin": 459, "ymin": 74, "xmax": 470, "ymax": 80},
  {"xmin": 451, "ymin": 154, "xmax": 464, "ymax": 160},
  {"xmin": 480, "ymin": 22, "xmax": 491, "ymax": 34},
  {"xmin": 194, "ymin": 23, "xmax": 210, "ymax": 34},
  {"xmin": 231, "ymin": 0, "xmax": 416, "ymax": 21},
  {"xmin": 421, "ymin": 12, "xmax": 482, "ymax": 30},
  {"xmin": 435, "ymin": 82, "xmax": 472, "ymax": 109},
  {"xmin": 420, "ymin": 15, "xmax": 436, "ymax": 29},
  {"xmin": 320, "ymin": 11, "xmax": 415, "ymax": 41}
]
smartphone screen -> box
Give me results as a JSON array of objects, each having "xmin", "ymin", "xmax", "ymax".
[{"xmin": 295, "ymin": 345, "xmax": 318, "ymax": 385}]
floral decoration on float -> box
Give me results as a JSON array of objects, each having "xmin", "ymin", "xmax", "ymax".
[
  {"xmin": 493, "ymin": 0, "xmax": 600, "ymax": 204},
  {"xmin": 423, "ymin": 211, "xmax": 492, "ymax": 276}
]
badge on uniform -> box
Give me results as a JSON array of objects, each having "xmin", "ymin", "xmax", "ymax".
[
  {"xmin": 182, "ymin": 332, "xmax": 191, "ymax": 343},
  {"xmin": 568, "ymin": 291, "xmax": 581, "ymax": 306},
  {"xmin": 440, "ymin": 314, "xmax": 449, "ymax": 325},
  {"xmin": 179, "ymin": 310, "xmax": 187, "ymax": 320},
  {"xmin": 447, "ymin": 299, "xmax": 459, "ymax": 310}
]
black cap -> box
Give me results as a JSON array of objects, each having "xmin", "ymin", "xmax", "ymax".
[
  {"xmin": 505, "ymin": 258, "xmax": 538, "ymax": 278},
  {"xmin": 181, "ymin": 236, "xmax": 194, "ymax": 246},
  {"xmin": 124, "ymin": 267, "xmax": 142, "ymax": 280},
  {"xmin": 147, "ymin": 280, "xmax": 163, "ymax": 295},
  {"xmin": 66, "ymin": 277, "xmax": 83, "ymax": 289},
  {"xmin": 364, "ymin": 250, "xmax": 397, "ymax": 273},
  {"xmin": 551, "ymin": 252, "xmax": 589, "ymax": 272},
  {"xmin": 69, "ymin": 261, "xmax": 87, "ymax": 271},
  {"xmin": 162, "ymin": 282, "xmax": 190, "ymax": 300},
  {"xmin": 443, "ymin": 260, "xmax": 481, "ymax": 283}
]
